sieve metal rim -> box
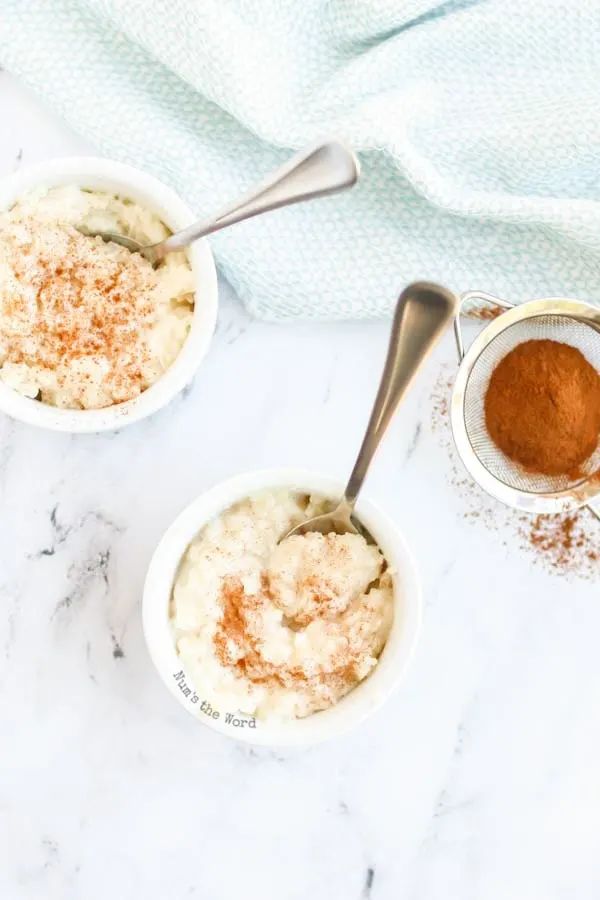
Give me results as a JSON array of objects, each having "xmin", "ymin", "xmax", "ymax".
[{"xmin": 450, "ymin": 294, "xmax": 600, "ymax": 515}]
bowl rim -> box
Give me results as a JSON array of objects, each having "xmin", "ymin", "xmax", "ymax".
[
  {"xmin": 142, "ymin": 467, "xmax": 422, "ymax": 746},
  {"xmin": 0, "ymin": 156, "xmax": 218, "ymax": 433},
  {"xmin": 450, "ymin": 297, "xmax": 600, "ymax": 513}
]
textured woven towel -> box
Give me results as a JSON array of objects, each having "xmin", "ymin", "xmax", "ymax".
[{"xmin": 2, "ymin": 0, "xmax": 600, "ymax": 320}]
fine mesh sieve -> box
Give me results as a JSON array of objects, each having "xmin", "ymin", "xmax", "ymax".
[{"xmin": 451, "ymin": 293, "xmax": 600, "ymax": 518}]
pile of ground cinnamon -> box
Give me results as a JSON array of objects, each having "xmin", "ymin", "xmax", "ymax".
[{"xmin": 484, "ymin": 339, "xmax": 600, "ymax": 477}]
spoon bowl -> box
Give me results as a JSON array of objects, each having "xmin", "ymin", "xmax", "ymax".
[
  {"xmin": 78, "ymin": 229, "xmax": 144, "ymax": 255},
  {"xmin": 286, "ymin": 497, "xmax": 361, "ymax": 538}
]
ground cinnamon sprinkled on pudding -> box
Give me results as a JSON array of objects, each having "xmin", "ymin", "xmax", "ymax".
[
  {"xmin": 0, "ymin": 186, "xmax": 194, "ymax": 409},
  {"xmin": 1, "ymin": 221, "xmax": 157, "ymax": 405},
  {"xmin": 171, "ymin": 491, "xmax": 393, "ymax": 720}
]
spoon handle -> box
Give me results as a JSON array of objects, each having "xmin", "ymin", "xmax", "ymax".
[
  {"xmin": 343, "ymin": 282, "xmax": 458, "ymax": 509},
  {"xmin": 152, "ymin": 141, "xmax": 359, "ymax": 260}
]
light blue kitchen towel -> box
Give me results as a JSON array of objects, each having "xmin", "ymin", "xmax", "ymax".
[{"xmin": 1, "ymin": 0, "xmax": 600, "ymax": 320}]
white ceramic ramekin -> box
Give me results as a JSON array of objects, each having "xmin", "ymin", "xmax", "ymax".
[
  {"xmin": 0, "ymin": 157, "xmax": 218, "ymax": 432},
  {"xmin": 143, "ymin": 469, "xmax": 422, "ymax": 746}
]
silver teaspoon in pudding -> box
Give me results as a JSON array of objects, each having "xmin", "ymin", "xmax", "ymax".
[
  {"xmin": 78, "ymin": 141, "xmax": 359, "ymax": 266},
  {"xmin": 284, "ymin": 282, "xmax": 458, "ymax": 540}
]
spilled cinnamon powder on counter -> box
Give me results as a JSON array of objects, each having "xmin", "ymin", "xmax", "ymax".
[
  {"xmin": 431, "ymin": 371, "xmax": 453, "ymax": 432},
  {"xmin": 522, "ymin": 512, "xmax": 598, "ymax": 570},
  {"xmin": 430, "ymin": 365, "xmax": 600, "ymax": 578}
]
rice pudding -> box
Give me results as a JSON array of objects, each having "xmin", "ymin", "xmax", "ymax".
[
  {"xmin": 0, "ymin": 186, "xmax": 194, "ymax": 409},
  {"xmin": 171, "ymin": 489, "xmax": 394, "ymax": 720}
]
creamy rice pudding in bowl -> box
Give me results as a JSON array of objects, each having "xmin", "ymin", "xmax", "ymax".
[
  {"xmin": 0, "ymin": 157, "xmax": 217, "ymax": 431},
  {"xmin": 143, "ymin": 469, "xmax": 421, "ymax": 745}
]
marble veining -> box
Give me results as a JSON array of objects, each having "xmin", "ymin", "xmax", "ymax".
[{"xmin": 1, "ymin": 72, "xmax": 600, "ymax": 900}]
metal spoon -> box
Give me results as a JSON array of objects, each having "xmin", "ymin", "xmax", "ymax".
[
  {"xmin": 79, "ymin": 141, "xmax": 359, "ymax": 265},
  {"xmin": 284, "ymin": 282, "xmax": 459, "ymax": 539}
]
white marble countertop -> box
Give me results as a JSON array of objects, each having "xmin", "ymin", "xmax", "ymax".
[{"xmin": 1, "ymin": 72, "xmax": 599, "ymax": 900}]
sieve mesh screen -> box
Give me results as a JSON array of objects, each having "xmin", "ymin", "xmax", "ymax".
[{"xmin": 463, "ymin": 315, "xmax": 600, "ymax": 494}]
